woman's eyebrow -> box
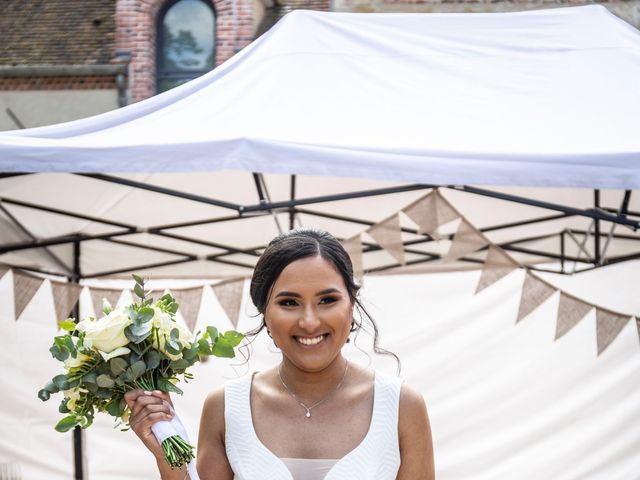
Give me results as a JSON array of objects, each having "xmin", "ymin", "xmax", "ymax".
[{"xmin": 274, "ymin": 288, "xmax": 341, "ymax": 298}]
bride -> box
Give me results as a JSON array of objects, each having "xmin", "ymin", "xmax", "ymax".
[{"xmin": 125, "ymin": 229, "xmax": 435, "ymax": 479}]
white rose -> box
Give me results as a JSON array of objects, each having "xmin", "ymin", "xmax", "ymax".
[
  {"xmin": 83, "ymin": 308, "xmax": 131, "ymax": 354},
  {"xmin": 152, "ymin": 307, "xmax": 193, "ymax": 361}
]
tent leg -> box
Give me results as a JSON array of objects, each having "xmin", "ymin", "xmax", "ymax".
[
  {"xmin": 594, "ymin": 190, "xmax": 601, "ymax": 265},
  {"xmin": 71, "ymin": 239, "xmax": 86, "ymax": 480}
]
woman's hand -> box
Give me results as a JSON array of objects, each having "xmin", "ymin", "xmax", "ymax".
[{"xmin": 124, "ymin": 389, "xmax": 175, "ymax": 461}]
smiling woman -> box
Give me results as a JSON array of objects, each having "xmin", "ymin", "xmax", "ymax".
[{"xmin": 125, "ymin": 229, "xmax": 435, "ymax": 480}]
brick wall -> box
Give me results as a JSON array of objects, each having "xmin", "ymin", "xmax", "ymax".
[
  {"xmin": 116, "ymin": 0, "xmax": 257, "ymax": 103},
  {"xmin": 0, "ymin": 76, "xmax": 116, "ymax": 91}
]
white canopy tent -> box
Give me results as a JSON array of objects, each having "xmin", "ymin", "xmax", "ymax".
[
  {"xmin": 1, "ymin": 5, "xmax": 639, "ymax": 187},
  {"xmin": 0, "ymin": 5, "xmax": 639, "ymax": 480}
]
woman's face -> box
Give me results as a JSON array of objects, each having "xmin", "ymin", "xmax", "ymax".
[{"xmin": 264, "ymin": 255, "xmax": 353, "ymax": 373}]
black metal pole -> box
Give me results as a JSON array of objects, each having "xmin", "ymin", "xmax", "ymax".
[
  {"xmin": 71, "ymin": 240, "xmax": 85, "ymax": 480},
  {"xmin": 594, "ymin": 190, "xmax": 601, "ymax": 265},
  {"xmin": 289, "ymin": 175, "xmax": 296, "ymax": 230},
  {"xmin": 560, "ymin": 230, "xmax": 566, "ymax": 274}
]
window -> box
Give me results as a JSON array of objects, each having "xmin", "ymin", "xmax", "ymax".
[{"xmin": 157, "ymin": 0, "xmax": 215, "ymax": 93}]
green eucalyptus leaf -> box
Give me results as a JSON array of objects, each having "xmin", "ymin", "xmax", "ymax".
[
  {"xmin": 132, "ymin": 274, "xmax": 144, "ymax": 286},
  {"xmin": 95, "ymin": 388, "xmax": 112, "ymax": 399},
  {"xmin": 169, "ymin": 359, "xmax": 189, "ymax": 370},
  {"xmin": 96, "ymin": 374, "xmax": 115, "ymax": 389},
  {"xmin": 170, "ymin": 328, "xmax": 179, "ymax": 342},
  {"xmin": 144, "ymin": 350, "xmax": 160, "ymax": 370},
  {"xmin": 183, "ymin": 344, "xmax": 199, "ymax": 361},
  {"xmin": 85, "ymin": 382, "xmax": 98, "ymax": 393},
  {"xmin": 44, "ymin": 380, "xmax": 60, "ymax": 394},
  {"xmin": 38, "ymin": 389, "xmax": 51, "ymax": 401},
  {"xmin": 82, "ymin": 372, "xmax": 97, "ymax": 385},
  {"xmin": 50, "ymin": 344, "xmax": 69, "ymax": 361},
  {"xmin": 58, "ymin": 398, "xmax": 71, "ymax": 413},
  {"xmin": 134, "ymin": 283, "xmax": 145, "ymax": 300},
  {"xmin": 130, "ymin": 360, "xmax": 146, "ymax": 380},
  {"xmin": 138, "ymin": 308, "xmax": 154, "ymax": 324},
  {"xmin": 55, "ymin": 415, "xmax": 80, "ymax": 433},
  {"xmin": 110, "ymin": 357, "xmax": 128, "ymax": 376},
  {"xmin": 52, "ymin": 374, "xmax": 70, "ymax": 390}
]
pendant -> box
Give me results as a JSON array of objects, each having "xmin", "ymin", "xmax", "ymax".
[{"xmin": 305, "ymin": 409, "xmax": 311, "ymax": 418}]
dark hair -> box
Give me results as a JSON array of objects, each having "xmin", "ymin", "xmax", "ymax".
[{"xmin": 246, "ymin": 228, "xmax": 400, "ymax": 371}]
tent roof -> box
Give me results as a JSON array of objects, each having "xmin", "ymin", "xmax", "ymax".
[{"xmin": 1, "ymin": 5, "xmax": 640, "ymax": 188}]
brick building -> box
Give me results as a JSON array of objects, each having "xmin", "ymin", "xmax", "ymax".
[{"xmin": 0, "ymin": 0, "xmax": 638, "ymax": 130}]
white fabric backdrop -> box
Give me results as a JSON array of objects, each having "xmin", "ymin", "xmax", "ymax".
[{"xmin": 0, "ymin": 263, "xmax": 638, "ymax": 479}]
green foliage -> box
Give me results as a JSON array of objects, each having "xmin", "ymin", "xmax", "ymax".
[
  {"xmin": 40, "ymin": 271, "xmax": 244, "ymax": 454},
  {"xmin": 55, "ymin": 415, "xmax": 80, "ymax": 432},
  {"xmin": 58, "ymin": 320, "xmax": 76, "ymax": 332}
]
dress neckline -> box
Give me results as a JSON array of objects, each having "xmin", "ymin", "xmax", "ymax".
[{"xmin": 246, "ymin": 370, "xmax": 379, "ymax": 480}]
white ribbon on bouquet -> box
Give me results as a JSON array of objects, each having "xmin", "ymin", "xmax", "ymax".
[{"xmin": 152, "ymin": 413, "xmax": 200, "ymax": 480}]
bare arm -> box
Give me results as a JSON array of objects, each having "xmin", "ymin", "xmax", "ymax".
[
  {"xmin": 195, "ymin": 386, "xmax": 235, "ymax": 480},
  {"xmin": 396, "ymin": 384, "xmax": 435, "ymax": 480}
]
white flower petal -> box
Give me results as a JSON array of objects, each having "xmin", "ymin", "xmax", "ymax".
[{"xmin": 99, "ymin": 346, "xmax": 131, "ymax": 362}]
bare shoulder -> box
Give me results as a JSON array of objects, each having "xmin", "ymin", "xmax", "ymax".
[
  {"xmin": 399, "ymin": 383, "xmax": 428, "ymax": 416},
  {"xmin": 200, "ymin": 385, "xmax": 225, "ymax": 432},
  {"xmin": 397, "ymin": 382, "xmax": 435, "ymax": 480}
]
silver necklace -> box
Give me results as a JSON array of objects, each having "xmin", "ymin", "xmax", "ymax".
[{"xmin": 278, "ymin": 361, "xmax": 349, "ymax": 419}]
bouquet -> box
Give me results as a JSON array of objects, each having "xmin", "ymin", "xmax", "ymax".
[{"xmin": 38, "ymin": 275, "xmax": 243, "ymax": 469}]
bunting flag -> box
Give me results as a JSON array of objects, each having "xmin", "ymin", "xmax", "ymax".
[
  {"xmin": 212, "ymin": 279, "xmax": 244, "ymax": 328},
  {"xmin": 444, "ymin": 218, "xmax": 488, "ymax": 262},
  {"xmin": 516, "ymin": 272, "xmax": 557, "ymax": 323},
  {"xmin": 13, "ymin": 271, "xmax": 45, "ymax": 320},
  {"xmin": 475, "ymin": 245, "xmax": 519, "ymax": 294},
  {"xmin": 366, "ymin": 213, "xmax": 406, "ymax": 265},
  {"xmin": 555, "ymin": 292, "xmax": 593, "ymax": 340},
  {"xmin": 90, "ymin": 287, "xmax": 124, "ymax": 317},
  {"xmin": 51, "ymin": 281, "xmax": 83, "ymax": 324},
  {"xmin": 596, "ymin": 308, "xmax": 632, "ymax": 355},
  {"xmin": 341, "ymin": 234, "xmax": 364, "ymax": 282},
  {"xmin": 403, "ymin": 190, "xmax": 459, "ymax": 237},
  {"xmin": 169, "ymin": 287, "xmax": 204, "ymax": 334}
]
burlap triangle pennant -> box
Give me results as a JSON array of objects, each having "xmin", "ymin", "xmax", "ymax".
[
  {"xmin": 51, "ymin": 281, "xmax": 83, "ymax": 323},
  {"xmin": 444, "ymin": 219, "xmax": 488, "ymax": 262},
  {"xmin": 341, "ymin": 234, "xmax": 364, "ymax": 282},
  {"xmin": 366, "ymin": 214, "xmax": 406, "ymax": 265},
  {"xmin": 13, "ymin": 271, "xmax": 45, "ymax": 320},
  {"xmin": 212, "ymin": 280, "xmax": 244, "ymax": 328},
  {"xmin": 555, "ymin": 292, "xmax": 593, "ymax": 340},
  {"xmin": 516, "ymin": 272, "xmax": 557, "ymax": 323},
  {"xmin": 403, "ymin": 190, "xmax": 459, "ymax": 237},
  {"xmin": 169, "ymin": 287, "xmax": 204, "ymax": 334},
  {"xmin": 475, "ymin": 245, "xmax": 519, "ymax": 294},
  {"xmin": 596, "ymin": 308, "xmax": 632, "ymax": 355},
  {"xmin": 0, "ymin": 265, "xmax": 9, "ymax": 280},
  {"xmin": 90, "ymin": 287, "xmax": 124, "ymax": 317}
]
